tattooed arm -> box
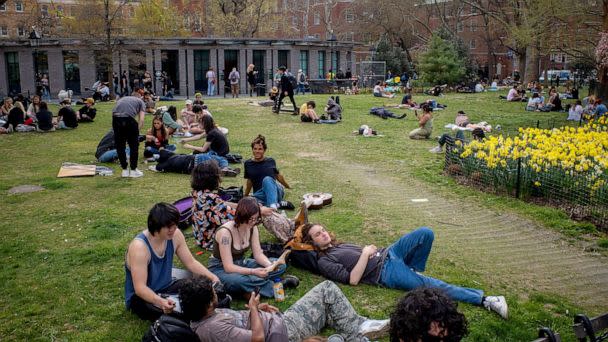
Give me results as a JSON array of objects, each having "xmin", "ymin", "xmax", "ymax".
[{"xmin": 216, "ymin": 226, "xmax": 267, "ymax": 277}]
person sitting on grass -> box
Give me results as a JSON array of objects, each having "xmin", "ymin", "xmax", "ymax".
[
  {"xmin": 181, "ymin": 100, "xmax": 196, "ymax": 130},
  {"xmin": 157, "ymin": 106, "xmax": 182, "ymax": 135},
  {"xmin": 373, "ymin": 81, "xmax": 395, "ymax": 98},
  {"xmin": 57, "ymin": 99, "xmax": 79, "ymax": 129},
  {"xmin": 526, "ymin": 93, "xmax": 545, "ymax": 111},
  {"xmin": 180, "ymin": 277, "xmax": 390, "ymax": 342},
  {"xmin": 77, "ymin": 98, "xmax": 97, "ymax": 122},
  {"xmin": 36, "ymin": 101, "xmax": 55, "ymax": 132},
  {"xmin": 546, "ymin": 87, "xmax": 563, "ymax": 112},
  {"xmin": 429, "ymin": 111, "xmax": 476, "ymax": 153},
  {"xmin": 181, "ymin": 114, "xmax": 230, "ymax": 167},
  {"xmin": 193, "ymin": 92, "xmax": 205, "ymax": 106},
  {"xmin": 144, "ymin": 116, "xmax": 176, "ymax": 159},
  {"xmin": 502, "ymin": 85, "xmax": 524, "ymax": 102},
  {"xmin": 399, "ymin": 88, "xmax": 417, "ymax": 108},
  {"xmin": 300, "ymin": 224, "xmax": 508, "ymax": 319},
  {"xmin": 390, "ymin": 287, "xmax": 468, "ymax": 342},
  {"xmin": 324, "ymin": 97, "xmax": 342, "ymax": 121},
  {"xmin": 567, "ymin": 100, "xmax": 584, "ymax": 121},
  {"xmin": 209, "ymin": 196, "xmax": 301, "ymax": 298},
  {"xmin": 300, "ymin": 100, "xmax": 320, "ymax": 123},
  {"xmin": 430, "ymin": 127, "xmax": 485, "ymax": 154},
  {"xmin": 409, "ymin": 103, "xmax": 433, "ymax": 140},
  {"xmin": 0, "ymin": 101, "xmax": 25, "ymax": 133},
  {"xmin": 244, "ymin": 135, "xmax": 294, "ymax": 210},
  {"xmin": 124, "ymin": 202, "xmax": 220, "ymax": 321},
  {"xmin": 594, "ymin": 98, "xmax": 607, "ymax": 118}
]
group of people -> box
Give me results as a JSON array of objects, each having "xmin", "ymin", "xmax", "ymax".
[{"xmin": 0, "ymin": 94, "xmax": 97, "ymax": 134}]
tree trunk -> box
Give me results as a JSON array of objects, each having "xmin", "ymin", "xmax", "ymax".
[
  {"xmin": 524, "ymin": 45, "xmax": 539, "ymax": 83},
  {"xmin": 517, "ymin": 50, "xmax": 526, "ymax": 82},
  {"xmin": 595, "ymin": 0, "xmax": 608, "ymax": 98}
]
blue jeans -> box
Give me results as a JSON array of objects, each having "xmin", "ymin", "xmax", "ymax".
[
  {"xmin": 145, "ymin": 144, "xmax": 176, "ymax": 156},
  {"xmin": 253, "ymin": 176, "xmax": 284, "ymax": 206},
  {"xmin": 193, "ymin": 150, "xmax": 228, "ymax": 168},
  {"xmin": 296, "ymin": 84, "xmax": 305, "ymax": 95},
  {"xmin": 379, "ymin": 227, "xmax": 483, "ymax": 305},
  {"xmin": 208, "ymin": 257, "xmax": 286, "ymax": 298},
  {"xmin": 98, "ymin": 147, "xmax": 130, "ymax": 163},
  {"xmin": 207, "ymin": 80, "xmax": 215, "ymax": 96}
]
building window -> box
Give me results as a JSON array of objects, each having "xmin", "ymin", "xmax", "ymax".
[
  {"xmin": 344, "ymin": 32, "xmax": 354, "ymax": 42},
  {"xmin": 470, "ymin": 39, "xmax": 477, "ymax": 49},
  {"xmin": 313, "ymin": 33, "xmax": 320, "ymax": 39},
  {"xmin": 0, "ymin": 26, "xmax": 8, "ymax": 37},
  {"xmin": 17, "ymin": 27, "xmax": 26, "ymax": 37},
  {"xmin": 15, "ymin": 1, "xmax": 23, "ymax": 12},
  {"xmin": 41, "ymin": 5, "xmax": 49, "ymax": 17},
  {"xmin": 318, "ymin": 51, "xmax": 326, "ymax": 79},
  {"xmin": 0, "ymin": 3, "xmax": 6, "ymax": 11},
  {"xmin": 292, "ymin": 15, "xmax": 298, "ymax": 27},
  {"xmin": 470, "ymin": 20, "xmax": 477, "ymax": 32},
  {"xmin": 314, "ymin": 12, "xmax": 320, "ymax": 25},
  {"xmin": 299, "ymin": 50, "xmax": 309, "ymax": 77},
  {"xmin": 5, "ymin": 52, "xmax": 21, "ymax": 94},
  {"xmin": 344, "ymin": 9, "xmax": 354, "ymax": 23},
  {"xmin": 457, "ymin": 21, "xmax": 463, "ymax": 32}
]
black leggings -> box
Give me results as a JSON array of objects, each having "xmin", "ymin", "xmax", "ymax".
[
  {"xmin": 278, "ymin": 91, "xmax": 296, "ymax": 111},
  {"xmin": 112, "ymin": 116, "xmax": 139, "ymax": 170}
]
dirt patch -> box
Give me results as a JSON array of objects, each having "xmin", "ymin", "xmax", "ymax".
[{"xmin": 8, "ymin": 185, "xmax": 45, "ymax": 194}]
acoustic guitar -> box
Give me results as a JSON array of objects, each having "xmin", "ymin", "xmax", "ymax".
[{"xmin": 302, "ymin": 192, "xmax": 333, "ymax": 210}]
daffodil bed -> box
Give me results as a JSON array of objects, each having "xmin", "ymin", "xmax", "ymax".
[{"xmin": 446, "ymin": 117, "xmax": 608, "ymax": 230}]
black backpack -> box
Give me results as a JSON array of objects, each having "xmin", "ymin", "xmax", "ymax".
[
  {"xmin": 142, "ymin": 315, "xmax": 199, "ymax": 342},
  {"xmin": 288, "ymin": 74, "xmax": 298, "ymax": 89},
  {"xmin": 218, "ymin": 186, "xmax": 243, "ymax": 203}
]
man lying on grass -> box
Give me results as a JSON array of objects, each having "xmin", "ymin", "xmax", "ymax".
[
  {"xmin": 179, "ymin": 277, "xmax": 390, "ymax": 342},
  {"xmin": 301, "ymin": 224, "xmax": 508, "ymax": 319},
  {"xmin": 124, "ymin": 202, "xmax": 220, "ymax": 321}
]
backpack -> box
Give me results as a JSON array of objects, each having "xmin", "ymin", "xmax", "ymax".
[
  {"xmin": 230, "ymin": 72, "xmax": 238, "ymax": 82},
  {"xmin": 218, "ymin": 186, "xmax": 243, "ymax": 203},
  {"xmin": 288, "ymin": 74, "xmax": 298, "ymax": 89},
  {"xmin": 299, "ymin": 73, "xmax": 305, "ymax": 83},
  {"xmin": 141, "ymin": 315, "xmax": 199, "ymax": 342},
  {"xmin": 172, "ymin": 196, "xmax": 193, "ymax": 230}
]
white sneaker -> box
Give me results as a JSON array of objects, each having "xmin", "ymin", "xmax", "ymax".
[
  {"xmin": 121, "ymin": 169, "xmax": 130, "ymax": 178},
  {"xmin": 483, "ymin": 296, "xmax": 508, "ymax": 319},
  {"xmin": 129, "ymin": 169, "xmax": 144, "ymax": 178},
  {"xmin": 148, "ymin": 165, "xmax": 159, "ymax": 172},
  {"xmin": 429, "ymin": 146, "xmax": 443, "ymax": 153},
  {"xmin": 358, "ymin": 319, "xmax": 390, "ymax": 339}
]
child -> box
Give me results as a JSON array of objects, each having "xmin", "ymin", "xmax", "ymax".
[
  {"xmin": 300, "ymin": 101, "xmax": 320, "ymax": 123},
  {"xmin": 145, "ymin": 116, "xmax": 176, "ymax": 158}
]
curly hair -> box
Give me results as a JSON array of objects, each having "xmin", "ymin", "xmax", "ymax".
[
  {"xmin": 190, "ymin": 160, "xmax": 221, "ymax": 191},
  {"xmin": 178, "ymin": 276, "xmax": 214, "ymax": 322},
  {"xmin": 251, "ymin": 134, "xmax": 267, "ymax": 150},
  {"xmin": 390, "ymin": 287, "xmax": 468, "ymax": 342}
]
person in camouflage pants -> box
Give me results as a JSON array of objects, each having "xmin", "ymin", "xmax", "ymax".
[{"xmin": 181, "ymin": 278, "xmax": 390, "ymax": 342}]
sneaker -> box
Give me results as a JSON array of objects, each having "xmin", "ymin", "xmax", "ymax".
[
  {"xmin": 483, "ymin": 296, "xmax": 508, "ymax": 319},
  {"xmin": 7, "ymin": 124, "xmax": 14, "ymax": 133},
  {"xmin": 429, "ymin": 146, "xmax": 443, "ymax": 153},
  {"xmin": 278, "ymin": 200, "xmax": 295, "ymax": 210},
  {"xmin": 121, "ymin": 169, "xmax": 130, "ymax": 178},
  {"xmin": 222, "ymin": 167, "xmax": 240, "ymax": 177},
  {"xmin": 358, "ymin": 319, "xmax": 390, "ymax": 339},
  {"xmin": 148, "ymin": 165, "xmax": 159, "ymax": 172},
  {"xmin": 281, "ymin": 275, "xmax": 300, "ymax": 289},
  {"xmin": 129, "ymin": 169, "xmax": 144, "ymax": 178}
]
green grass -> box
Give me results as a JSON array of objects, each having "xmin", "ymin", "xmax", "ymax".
[{"xmin": 0, "ymin": 91, "xmax": 604, "ymax": 341}]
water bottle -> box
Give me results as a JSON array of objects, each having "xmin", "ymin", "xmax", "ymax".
[{"xmin": 272, "ymin": 278, "xmax": 285, "ymax": 302}]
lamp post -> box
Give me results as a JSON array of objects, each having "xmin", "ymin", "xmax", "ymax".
[{"xmin": 29, "ymin": 28, "xmax": 42, "ymax": 97}]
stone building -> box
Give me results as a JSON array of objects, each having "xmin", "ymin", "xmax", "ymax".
[{"xmin": 0, "ymin": 37, "xmax": 356, "ymax": 98}]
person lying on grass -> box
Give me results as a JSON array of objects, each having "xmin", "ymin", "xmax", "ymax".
[
  {"xmin": 390, "ymin": 287, "xmax": 468, "ymax": 342},
  {"xmin": 124, "ymin": 202, "xmax": 220, "ymax": 321},
  {"xmin": 208, "ymin": 196, "xmax": 300, "ymax": 298},
  {"xmin": 179, "ymin": 277, "xmax": 390, "ymax": 342},
  {"xmin": 244, "ymin": 135, "xmax": 294, "ymax": 210},
  {"xmin": 300, "ymin": 224, "xmax": 508, "ymax": 319}
]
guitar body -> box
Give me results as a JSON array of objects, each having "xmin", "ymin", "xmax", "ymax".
[{"xmin": 302, "ymin": 192, "xmax": 333, "ymax": 210}]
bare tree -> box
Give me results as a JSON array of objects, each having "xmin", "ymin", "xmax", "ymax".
[{"xmin": 205, "ymin": 0, "xmax": 275, "ymax": 38}]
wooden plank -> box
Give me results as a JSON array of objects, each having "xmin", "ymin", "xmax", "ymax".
[{"xmin": 57, "ymin": 163, "xmax": 96, "ymax": 178}]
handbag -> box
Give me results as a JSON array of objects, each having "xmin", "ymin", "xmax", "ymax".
[{"xmin": 141, "ymin": 315, "xmax": 199, "ymax": 342}]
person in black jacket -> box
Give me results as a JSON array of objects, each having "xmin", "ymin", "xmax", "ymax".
[{"xmin": 274, "ymin": 66, "xmax": 297, "ymax": 114}]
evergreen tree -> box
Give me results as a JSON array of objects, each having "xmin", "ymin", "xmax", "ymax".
[
  {"xmin": 374, "ymin": 36, "xmax": 409, "ymax": 74},
  {"xmin": 418, "ymin": 35, "xmax": 465, "ymax": 86}
]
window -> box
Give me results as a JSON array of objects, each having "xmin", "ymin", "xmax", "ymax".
[
  {"xmin": 344, "ymin": 32, "xmax": 354, "ymax": 42},
  {"xmin": 344, "ymin": 9, "xmax": 354, "ymax": 23},
  {"xmin": 6, "ymin": 52, "xmax": 21, "ymax": 94},
  {"xmin": 313, "ymin": 33, "xmax": 320, "ymax": 39},
  {"xmin": 292, "ymin": 15, "xmax": 298, "ymax": 27},
  {"xmin": 299, "ymin": 50, "xmax": 309, "ymax": 77},
  {"xmin": 15, "ymin": 1, "xmax": 23, "ymax": 12},
  {"xmin": 470, "ymin": 20, "xmax": 477, "ymax": 32},
  {"xmin": 318, "ymin": 51, "xmax": 326, "ymax": 79},
  {"xmin": 314, "ymin": 12, "xmax": 320, "ymax": 25},
  {"xmin": 17, "ymin": 26, "xmax": 26, "ymax": 37},
  {"xmin": 41, "ymin": 5, "xmax": 48, "ymax": 17},
  {"xmin": 457, "ymin": 21, "xmax": 463, "ymax": 32},
  {"xmin": 0, "ymin": 3, "xmax": 6, "ymax": 11},
  {"xmin": 0, "ymin": 26, "xmax": 8, "ymax": 36},
  {"xmin": 469, "ymin": 39, "xmax": 477, "ymax": 49}
]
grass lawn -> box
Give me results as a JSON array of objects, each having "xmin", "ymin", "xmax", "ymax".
[{"xmin": 0, "ymin": 90, "xmax": 604, "ymax": 341}]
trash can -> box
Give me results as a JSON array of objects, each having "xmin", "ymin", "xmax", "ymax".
[{"xmin": 256, "ymin": 83, "xmax": 266, "ymax": 97}]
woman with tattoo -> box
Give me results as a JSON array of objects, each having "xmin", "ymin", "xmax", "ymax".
[{"xmin": 208, "ymin": 196, "xmax": 299, "ymax": 297}]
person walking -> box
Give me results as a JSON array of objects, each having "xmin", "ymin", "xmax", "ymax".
[
  {"xmin": 275, "ymin": 66, "xmax": 297, "ymax": 114},
  {"xmin": 228, "ymin": 67, "xmax": 240, "ymax": 98},
  {"xmin": 112, "ymin": 88, "xmax": 146, "ymax": 178},
  {"xmin": 296, "ymin": 69, "xmax": 307, "ymax": 95},
  {"xmin": 206, "ymin": 67, "xmax": 216, "ymax": 96}
]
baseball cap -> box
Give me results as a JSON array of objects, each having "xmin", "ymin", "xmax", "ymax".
[{"xmin": 185, "ymin": 99, "xmax": 193, "ymax": 105}]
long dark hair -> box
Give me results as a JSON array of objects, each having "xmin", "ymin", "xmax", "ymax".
[
  {"xmin": 300, "ymin": 223, "xmax": 338, "ymax": 252},
  {"xmin": 234, "ymin": 197, "xmax": 261, "ymax": 227},
  {"xmin": 201, "ymin": 114, "xmax": 215, "ymax": 134},
  {"xmin": 151, "ymin": 116, "xmax": 168, "ymax": 141},
  {"xmin": 167, "ymin": 106, "xmax": 177, "ymax": 121}
]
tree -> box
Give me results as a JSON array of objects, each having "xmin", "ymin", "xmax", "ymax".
[
  {"xmin": 204, "ymin": 0, "xmax": 275, "ymax": 38},
  {"xmin": 418, "ymin": 35, "xmax": 465, "ymax": 85},
  {"xmin": 131, "ymin": 0, "xmax": 188, "ymax": 37},
  {"xmin": 374, "ymin": 36, "xmax": 410, "ymax": 74}
]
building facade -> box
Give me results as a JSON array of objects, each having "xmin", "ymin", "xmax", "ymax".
[{"xmin": 0, "ymin": 37, "xmax": 356, "ymax": 98}]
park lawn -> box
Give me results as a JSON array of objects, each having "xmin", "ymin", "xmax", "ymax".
[{"xmin": 0, "ymin": 90, "xmax": 600, "ymax": 341}]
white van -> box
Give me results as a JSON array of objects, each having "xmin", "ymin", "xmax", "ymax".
[{"xmin": 539, "ymin": 70, "xmax": 571, "ymax": 82}]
